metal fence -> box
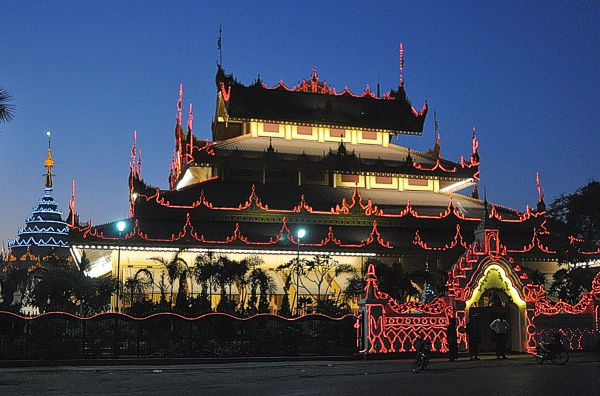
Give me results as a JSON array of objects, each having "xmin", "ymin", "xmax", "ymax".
[{"xmin": 0, "ymin": 311, "xmax": 358, "ymax": 360}]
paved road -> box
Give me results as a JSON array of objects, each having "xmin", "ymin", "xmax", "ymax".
[{"xmin": 1, "ymin": 354, "xmax": 598, "ymax": 395}]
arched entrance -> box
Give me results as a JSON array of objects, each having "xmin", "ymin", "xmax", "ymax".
[{"xmin": 464, "ymin": 263, "xmax": 527, "ymax": 352}]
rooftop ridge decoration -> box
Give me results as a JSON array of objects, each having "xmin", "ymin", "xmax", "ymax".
[
  {"xmin": 413, "ymin": 224, "xmax": 468, "ymax": 251},
  {"xmin": 413, "ymin": 158, "xmax": 458, "ymax": 173},
  {"xmin": 488, "ymin": 204, "xmax": 545, "ymax": 222},
  {"xmin": 223, "ymin": 66, "xmax": 428, "ymax": 118},
  {"xmin": 72, "ymin": 215, "xmax": 393, "ymax": 250},
  {"xmin": 459, "ymin": 126, "xmax": 480, "ymax": 180},
  {"xmin": 130, "ymin": 184, "xmax": 492, "ymax": 221}
]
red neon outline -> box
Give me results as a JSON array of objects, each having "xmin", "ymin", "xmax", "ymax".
[
  {"xmin": 0, "ymin": 310, "xmax": 355, "ymax": 322},
  {"xmin": 412, "ymin": 159, "xmax": 457, "ymax": 173},
  {"xmin": 220, "ymin": 82, "xmax": 231, "ymax": 102}
]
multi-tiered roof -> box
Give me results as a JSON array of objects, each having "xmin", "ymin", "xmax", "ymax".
[
  {"xmin": 8, "ymin": 133, "xmax": 70, "ymax": 262},
  {"xmin": 69, "ymin": 64, "xmax": 600, "ymax": 264}
]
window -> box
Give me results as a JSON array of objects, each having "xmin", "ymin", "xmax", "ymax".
[
  {"xmin": 297, "ymin": 126, "xmax": 313, "ymax": 135},
  {"xmin": 263, "ymin": 123, "xmax": 279, "ymax": 133},
  {"xmin": 361, "ymin": 130, "xmax": 377, "ymax": 140},
  {"xmin": 375, "ymin": 176, "xmax": 393, "ymax": 184},
  {"xmin": 341, "ymin": 174, "xmax": 359, "ymax": 183},
  {"xmin": 330, "ymin": 128, "xmax": 345, "ymax": 138},
  {"xmin": 408, "ymin": 178, "xmax": 429, "ymax": 186}
]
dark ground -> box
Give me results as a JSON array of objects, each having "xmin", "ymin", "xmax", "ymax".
[{"xmin": 1, "ymin": 353, "xmax": 598, "ymax": 395}]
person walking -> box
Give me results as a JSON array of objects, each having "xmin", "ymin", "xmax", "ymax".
[
  {"xmin": 466, "ymin": 314, "xmax": 480, "ymax": 360},
  {"xmin": 490, "ymin": 315, "xmax": 509, "ymax": 359}
]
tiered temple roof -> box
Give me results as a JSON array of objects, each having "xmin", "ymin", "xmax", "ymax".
[
  {"xmin": 69, "ymin": 65, "xmax": 599, "ymax": 264},
  {"xmin": 8, "ymin": 133, "xmax": 70, "ymax": 262}
]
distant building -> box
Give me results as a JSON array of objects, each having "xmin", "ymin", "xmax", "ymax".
[{"xmin": 7, "ymin": 133, "xmax": 70, "ymax": 266}]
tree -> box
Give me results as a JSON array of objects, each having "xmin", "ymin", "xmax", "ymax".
[
  {"xmin": 194, "ymin": 252, "xmax": 221, "ymax": 306},
  {"xmin": 31, "ymin": 253, "xmax": 117, "ymax": 315},
  {"xmin": 0, "ymin": 87, "xmax": 15, "ymax": 130},
  {"xmin": 256, "ymin": 268, "xmax": 275, "ymax": 313},
  {"xmin": 278, "ymin": 271, "xmax": 292, "ymax": 317},
  {"xmin": 549, "ymin": 267, "xmax": 600, "ymax": 305},
  {"xmin": 343, "ymin": 274, "xmax": 366, "ymax": 303},
  {"xmin": 371, "ymin": 261, "xmax": 419, "ymax": 302},
  {"xmin": 278, "ymin": 254, "xmax": 354, "ymax": 315},
  {"xmin": 302, "ymin": 255, "xmax": 354, "ymax": 304},
  {"xmin": 0, "ymin": 265, "xmax": 30, "ymax": 311},
  {"xmin": 547, "ymin": 181, "xmax": 600, "ymax": 263},
  {"xmin": 123, "ymin": 268, "xmax": 154, "ymax": 307},
  {"xmin": 149, "ymin": 252, "xmax": 187, "ymax": 306},
  {"xmin": 214, "ymin": 256, "xmax": 245, "ymax": 313}
]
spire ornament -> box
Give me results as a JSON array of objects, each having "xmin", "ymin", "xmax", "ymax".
[
  {"xmin": 536, "ymin": 172, "xmax": 546, "ymax": 212},
  {"xmin": 44, "ymin": 131, "xmax": 54, "ymax": 189}
]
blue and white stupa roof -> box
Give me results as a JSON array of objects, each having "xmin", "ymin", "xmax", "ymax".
[{"xmin": 8, "ymin": 132, "xmax": 70, "ymax": 259}]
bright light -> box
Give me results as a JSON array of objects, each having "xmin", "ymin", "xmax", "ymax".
[
  {"xmin": 116, "ymin": 221, "xmax": 126, "ymax": 232},
  {"xmin": 440, "ymin": 178, "xmax": 474, "ymax": 193},
  {"xmin": 297, "ymin": 228, "xmax": 306, "ymax": 239},
  {"xmin": 46, "ymin": 131, "xmax": 51, "ymax": 137}
]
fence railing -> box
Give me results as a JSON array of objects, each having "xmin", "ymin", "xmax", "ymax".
[{"xmin": 0, "ymin": 311, "xmax": 358, "ymax": 360}]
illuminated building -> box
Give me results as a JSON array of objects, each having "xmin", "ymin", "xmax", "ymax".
[
  {"xmin": 69, "ymin": 58, "xmax": 599, "ymax": 351},
  {"xmin": 6, "ymin": 132, "xmax": 70, "ymax": 266}
]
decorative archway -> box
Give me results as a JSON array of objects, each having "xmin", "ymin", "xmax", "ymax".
[
  {"xmin": 358, "ymin": 227, "xmax": 600, "ymax": 356},
  {"xmin": 447, "ymin": 229, "xmax": 545, "ymax": 352}
]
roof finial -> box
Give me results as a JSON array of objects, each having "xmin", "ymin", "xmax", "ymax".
[
  {"xmin": 217, "ymin": 24, "xmax": 223, "ymax": 66},
  {"xmin": 536, "ymin": 172, "xmax": 544, "ymax": 203},
  {"xmin": 186, "ymin": 103, "xmax": 194, "ymax": 162},
  {"xmin": 187, "ymin": 103, "xmax": 194, "ymax": 133},
  {"xmin": 472, "ymin": 182, "xmax": 479, "ymax": 200},
  {"xmin": 177, "ymin": 83, "xmax": 183, "ymax": 124},
  {"xmin": 130, "ymin": 130, "xmax": 137, "ymax": 175},
  {"xmin": 536, "ymin": 172, "xmax": 546, "ymax": 211},
  {"xmin": 69, "ymin": 179, "xmax": 76, "ymax": 227},
  {"xmin": 399, "ymin": 42, "xmax": 404, "ymax": 88},
  {"xmin": 267, "ymin": 137, "xmax": 274, "ymax": 153},
  {"xmin": 44, "ymin": 131, "xmax": 54, "ymax": 189}
]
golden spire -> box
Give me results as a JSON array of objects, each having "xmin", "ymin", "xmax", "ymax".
[{"xmin": 44, "ymin": 131, "xmax": 54, "ymax": 188}]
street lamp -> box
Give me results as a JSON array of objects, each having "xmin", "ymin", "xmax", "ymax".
[
  {"xmin": 296, "ymin": 228, "xmax": 306, "ymax": 316},
  {"xmin": 116, "ymin": 220, "xmax": 126, "ymax": 312}
]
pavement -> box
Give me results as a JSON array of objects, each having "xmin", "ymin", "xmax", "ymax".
[
  {"xmin": 0, "ymin": 352, "xmax": 599, "ymax": 395},
  {"xmin": 1, "ymin": 351, "xmax": 597, "ymax": 368}
]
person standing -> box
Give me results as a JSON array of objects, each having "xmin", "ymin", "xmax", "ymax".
[
  {"xmin": 466, "ymin": 315, "xmax": 480, "ymax": 360},
  {"xmin": 490, "ymin": 315, "xmax": 509, "ymax": 359},
  {"xmin": 447, "ymin": 317, "xmax": 458, "ymax": 361}
]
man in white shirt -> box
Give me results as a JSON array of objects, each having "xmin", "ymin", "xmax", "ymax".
[{"xmin": 489, "ymin": 315, "xmax": 509, "ymax": 359}]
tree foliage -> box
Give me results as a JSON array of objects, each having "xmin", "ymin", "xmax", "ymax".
[
  {"xmin": 547, "ymin": 181, "xmax": 600, "ymax": 262},
  {"xmin": 549, "ymin": 267, "xmax": 600, "ymax": 305},
  {"xmin": 31, "ymin": 253, "xmax": 117, "ymax": 315},
  {"xmin": 0, "ymin": 87, "xmax": 15, "ymax": 125}
]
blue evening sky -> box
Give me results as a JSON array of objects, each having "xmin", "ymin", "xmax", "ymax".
[{"xmin": 1, "ymin": 1, "xmax": 598, "ymax": 246}]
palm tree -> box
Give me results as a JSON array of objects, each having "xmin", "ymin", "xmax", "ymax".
[
  {"xmin": 213, "ymin": 256, "xmax": 246, "ymax": 313},
  {"xmin": 245, "ymin": 267, "xmax": 274, "ymax": 314},
  {"xmin": 124, "ymin": 268, "xmax": 154, "ymax": 306},
  {"xmin": 0, "ymin": 88, "xmax": 14, "ymax": 126},
  {"xmin": 149, "ymin": 252, "xmax": 186, "ymax": 306},
  {"xmin": 194, "ymin": 252, "xmax": 221, "ymax": 307}
]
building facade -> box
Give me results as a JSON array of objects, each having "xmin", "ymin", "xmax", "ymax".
[{"xmin": 68, "ymin": 65, "xmax": 598, "ymax": 349}]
